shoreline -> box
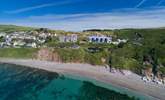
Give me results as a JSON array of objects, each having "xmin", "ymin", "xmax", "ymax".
[{"xmin": 0, "ymin": 58, "xmax": 164, "ymax": 100}]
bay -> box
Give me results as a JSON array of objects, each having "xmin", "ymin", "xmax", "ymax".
[{"xmin": 0, "ymin": 63, "xmax": 140, "ymax": 100}]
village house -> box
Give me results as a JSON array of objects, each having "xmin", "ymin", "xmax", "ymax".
[
  {"xmin": 117, "ymin": 39, "xmax": 128, "ymax": 43},
  {"xmin": 13, "ymin": 40, "xmax": 26, "ymax": 47},
  {"xmin": 88, "ymin": 35, "xmax": 112, "ymax": 43},
  {"xmin": 26, "ymin": 42, "xmax": 37, "ymax": 48},
  {"xmin": 2, "ymin": 31, "xmax": 39, "ymax": 48},
  {"xmin": 59, "ymin": 34, "xmax": 78, "ymax": 43},
  {"xmin": 111, "ymin": 39, "xmax": 128, "ymax": 45}
]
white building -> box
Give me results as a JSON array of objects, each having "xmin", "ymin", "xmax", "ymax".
[
  {"xmin": 59, "ymin": 34, "xmax": 78, "ymax": 43},
  {"xmin": 13, "ymin": 41, "xmax": 26, "ymax": 47},
  {"xmin": 88, "ymin": 35, "xmax": 112, "ymax": 43},
  {"xmin": 26, "ymin": 42, "xmax": 37, "ymax": 48},
  {"xmin": 117, "ymin": 39, "xmax": 128, "ymax": 43}
]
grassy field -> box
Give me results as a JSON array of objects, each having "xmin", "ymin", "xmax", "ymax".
[
  {"xmin": 0, "ymin": 25, "xmax": 35, "ymax": 33},
  {"xmin": 0, "ymin": 48, "xmax": 38, "ymax": 59}
]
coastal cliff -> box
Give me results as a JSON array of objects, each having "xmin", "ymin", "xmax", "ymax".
[{"xmin": 36, "ymin": 48, "xmax": 61, "ymax": 62}]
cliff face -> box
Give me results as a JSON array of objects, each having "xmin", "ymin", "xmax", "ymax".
[
  {"xmin": 35, "ymin": 48, "xmax": 108, "ymax": 65},
  {"xmin": 36, "ymin": 48, "xmax": 61, "ymax": 62}
]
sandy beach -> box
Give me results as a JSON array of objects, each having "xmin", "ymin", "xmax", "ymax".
[{"xmin": 0, "ymin": 58, "xmax": 165, "ymax": 100}]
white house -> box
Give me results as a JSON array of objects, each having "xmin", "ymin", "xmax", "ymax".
[
  {"xmin": 117, "ymin": 39, "xmax": 128, "ymax": 43},
  {"xmin": 88, "ymin": 35, "xmax": 112, "ymax": 43},
  {"xmin": 13, "ymin": 41, "xmax": 26, "ymax": 47},
  {"xmin": 112, "ymin": 39, "xmax": 128, "ymax": 45},
  {"xmin": 59, "ymin": 34, "xmax": 78, "ymax": 43},
  {"xmin": 26, "ymin": 42, "xmax": 37, "ymax": 48}
]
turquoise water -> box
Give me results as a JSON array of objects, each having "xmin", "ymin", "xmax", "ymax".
[{"xmin": 0, "ymin": 63, "xmax": 142, "ymax": 100}]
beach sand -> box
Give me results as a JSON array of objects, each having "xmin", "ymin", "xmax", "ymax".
[{"xmin": 0, "ymin": 58, "xmax": 164, "ymax": 100}]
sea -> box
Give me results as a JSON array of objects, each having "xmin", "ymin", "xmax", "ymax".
[{"xmin": 0, "ymin": 63, "xmax": 154, "ymax": 100}]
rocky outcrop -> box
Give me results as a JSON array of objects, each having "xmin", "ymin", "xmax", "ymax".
[{"xmin": 36, "ymin": 48, "xmax": 61, "ymax": 62}]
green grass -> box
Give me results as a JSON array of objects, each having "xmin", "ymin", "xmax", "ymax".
[
  {"xmin": 54, "ymin": 48, "xmax": 85, "ymax": 63},
  {"xmin": 0, "ymin": 48, "xmax": 38, "ymax": 59},
  {"xmin": 0, "ymin": 25, "xmax": 35, "ymax": 33},
  {"xmin": 53, "ymin": 48, "xmax": 109, "ymax": 65}
]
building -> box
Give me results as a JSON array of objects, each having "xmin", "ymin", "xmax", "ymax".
[
  {"xmin": 13, "ymin": 41, "xmax": 26, "ymax": 47},
  {"xmin": 59, "ymin": 34, "xmax": 78, "ymax": 43},
  {"xmin": 111, "ymin": 39, "xmax": 128, "ymax": 45},
  {"xmin": 88, "ymin": 35, "xmax": 112, "ymax": 43},
  {"xmin": 26, "ymin": 42, "xmax": 37, "ymax": 48}
]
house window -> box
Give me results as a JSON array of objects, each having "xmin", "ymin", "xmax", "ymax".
[
  {"xmin": 100, "ymin": 38, "xmax": 103, "ymax": 43},
  {"xmin": 92, "ymin": 38, "xmax": 95, "ymax": 42},
  {"xmin": 96, "ymin": 38, "xmax": 99, "ymax": 42},
  {"xmin": 105, "ymin": 38, "xmax": 108, "ymax": 43}
]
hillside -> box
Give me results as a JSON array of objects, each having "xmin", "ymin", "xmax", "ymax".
[
  {"xmin": 0, "ymin": 25, "xmax": 164, "ymax": 77},
  {"xmin": 0, "ymin": 25, "xmax": 35, "ymax": 33}
]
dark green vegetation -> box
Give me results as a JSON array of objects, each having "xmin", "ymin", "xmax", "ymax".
[
  {"xmin": 54, "ymin": 28, "xmax": 165, "ymax": 75},
  {"xmin": 0, "ymin": 37, "xmax": 4, "ymax": 42},
  {"xmin": 53, "ymin": 48, "xmax": 109, "ymax": 65},
  {"xmin": 0, "ymin": 25, "xmax": 35, "ymax": 33},
  {"xmin": 113, "ymin": 29, "xmax": 165, "ymax": 75},
  {"xmin": 55, "ymin": 48, "xmax": 85, "ymax": 63}
]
